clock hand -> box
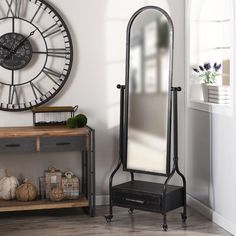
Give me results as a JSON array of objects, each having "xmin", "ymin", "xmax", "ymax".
[
  {"xmin": 2, "ymin": 39, "xmax": 17, "ymax": 60},
  {"xmin": 2, "ymin": 29, "xmax": 37, "ymax": 61},
  {"xmin": 0, "ymin": 44, "xmax": 11, "ymax": 52},
  {"xmin": 12, "ymin": 17, "xmax": 15, "ymax": 33},
  {"xmin": 0, "ymin": 43, "xmax": 13, "ymax": 63},
  {"xmin": 12, "ymin": 29, "xmax": 37, "ymax": 53}
]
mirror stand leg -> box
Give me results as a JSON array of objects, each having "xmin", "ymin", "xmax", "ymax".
[
  {"xmin": 104, "ymin": 161, "xmax": 122, "ymax": 222},
  {"xmin": 105, "ymin": 85, "xmax": 125, "ymax": 223},
  {"xmin": 181, "ymin": 179, "xmax": 187, "ymax": 223},
  {"xmin": 128, "ymin": 208, "xmax": 134, "ymax": 215},
  {"xmin": 181, "ymin": 210, "xmax": 187, "ymax": 223},
  {"xmin": 176, "ymin": 168, "xmax": 187, "ymax": 223},
  {"xmin": 181, "ymin": 197, "xmax": 187, "ymax": 223},
  {"xmin": 105, "ymin": 182, "xmax": 114, "ymax": 222},
  {"xmin": 162, "ymin": 213, "xmax": 168, "ymax": 231},
  {"xmin": 105, "ymin": 204, "xmax": 113, "ymax": 223},
  {"xmin": 105, "ymin": 187, "xmax": 113, "ymax": 222}
]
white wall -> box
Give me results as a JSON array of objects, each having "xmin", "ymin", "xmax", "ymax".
[
  {"xmin": 186, "ymin": 108, "xmax": 236, "ymax": 234},
  {"xmin": 0, "ymin": 0, "xmax": 185, "ymax": 196},
  {"xmin": 185, "ymin": 0, "xmax": 236, "ymax": 234},
  {"xmin": 186, "ymin": 109, "xmax": 236, "ymax": 235},
  {"xmin": 185, "ymin": 0, "xmax": 236, "ymax": 233}
]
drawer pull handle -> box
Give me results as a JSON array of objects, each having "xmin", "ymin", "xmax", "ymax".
[
  {"xmin": 125, "ymin": 198, "xmax": 145, "ymax": 204},
  {"xmin": 5, "ymin": 144, "xmax": 20, "ymax": 148},
  {"xmin": 56, "ymin": 142, "xmax": 71, "ymax": 146}
]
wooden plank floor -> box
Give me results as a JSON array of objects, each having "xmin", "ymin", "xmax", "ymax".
[{"xmin": 0, "ymin": 206, "xmax": 232, "ymax": 236}]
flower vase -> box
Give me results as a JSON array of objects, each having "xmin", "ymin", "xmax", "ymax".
[{"xmin": 201, "ymin": 83, "xmax": 208, "ymax": 102}]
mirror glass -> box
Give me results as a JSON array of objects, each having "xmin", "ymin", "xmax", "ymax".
[{"xmin": 124, "ymin": 8, "xmax": 173, "ymax": 175}]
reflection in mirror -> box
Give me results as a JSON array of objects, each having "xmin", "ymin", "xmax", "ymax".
[{"xmin": 125, "ymin": 8, "xmax": 173, "ymax": 174}]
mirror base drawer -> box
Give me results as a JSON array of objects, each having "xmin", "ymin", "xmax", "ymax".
[
  {"xmin": 111, "ymin": 180, "xmax": 184, "ymax": 212},
  {"xmin": 112, "ymin": 191, "xmax": 161, "ymax": 212}
]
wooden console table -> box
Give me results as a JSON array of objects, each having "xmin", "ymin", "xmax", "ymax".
[{"xmin": 0, "ymin": 126, "xmax": 95, "ymax": 216}]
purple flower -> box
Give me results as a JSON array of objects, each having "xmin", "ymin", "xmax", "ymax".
[
  {"xmin": 204, "ymin": 62, "xmax": 211, "ymax": 71},
  {"xmin": 199, "ymin": 65, "xmax": 204, "ymax": 71},
  {"xmin": 193, "ymin": 68, "xmax": 199, "ymax": 73},
  {"xmin": 213, "ymin": 63, "xmax": 221, "ymax": 72}
]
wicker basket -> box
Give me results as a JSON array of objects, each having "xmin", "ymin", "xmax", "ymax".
[
  {"xmin": 62, "ymin": 171, "xmax": 80, "ymax": 199},
  {"xmin": 44, "ymin": 166, "xmax": 62, "ymax": 199}
]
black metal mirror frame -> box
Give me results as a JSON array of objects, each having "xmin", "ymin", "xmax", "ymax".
[{"xmin": 123, "ymin": 6, "xmax": 174, "ymax": 176}]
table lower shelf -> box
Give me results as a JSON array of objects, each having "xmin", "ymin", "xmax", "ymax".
[{"xmin": 0, "ymin": 196, "xmax": 89, "ymax": 212}]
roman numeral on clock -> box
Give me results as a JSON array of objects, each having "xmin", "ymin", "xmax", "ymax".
[
  {"xmin": 42, "ymin": 23, "xmax": 62, "ymax": 38},
  {"xmin": 33, "ymin": 48, "xmax": 71, "ymax": 59},
  {"xmin": 8, "ymin": 85, "xmax": 19, "ymax": 105},
  {"xmin": 30, "ymin": 2, "xmax": 42, "ymax": 22},
  {"xmin": 43, "ymin": 67, "xmax": 62, "ymax": 78},
  {"xmin": 48, "ymin": 48, "xmax": 71, "ymax": 58},
  {"xmin": 5, "ymin": 0, "xmax": 21, "ymax": 17},
  {"xmin": 30, "ymin": 81, "xmax": 44, "ymax": 99}
]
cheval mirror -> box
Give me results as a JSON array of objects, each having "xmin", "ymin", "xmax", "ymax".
[{"xmin": 105, "ymin": 6, "xmax": 187, "ymax": 231}]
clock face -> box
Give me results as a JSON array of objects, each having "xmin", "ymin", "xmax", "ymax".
[{"xmin": 0, "ymin": 0, "xmax": 73, "ymax": 111}]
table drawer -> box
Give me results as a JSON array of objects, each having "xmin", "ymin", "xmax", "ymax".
[
  {"xmin": 112, "ymin": 189, "xmax": 161, "ymax": 212},
  {"xmin": 0, "ymin": 138, "xmax": 36, "ymax": 153},
  {"xmin": 40, "ymin": 136, "xmax": 86, "ymax": 152}
]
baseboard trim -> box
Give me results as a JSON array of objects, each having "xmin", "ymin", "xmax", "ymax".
[{"xmin": 187, "ymin": 194, "xmax": 236, "ymax": 235}]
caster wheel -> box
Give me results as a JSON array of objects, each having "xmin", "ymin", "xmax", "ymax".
[
  {"xmin": 105, "ymin": 215, "xmax": 113, "ymax": 223},
  {"xmin": 162, "ymin": 224, "xmax": 168, "ymax": 231},
  {"xmin": 128, "ymin": 208, "xmax": 134, "ymax": 215},
  {"xmin": 181, "ymin": 213, "xmax": 187, "ymax": 223}
]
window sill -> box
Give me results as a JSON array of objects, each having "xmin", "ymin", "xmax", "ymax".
[{"xmin": 187, "ymin": 100, "xmax": 233, "ymax": 116}]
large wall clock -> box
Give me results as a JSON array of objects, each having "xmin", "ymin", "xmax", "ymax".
[{"xmin": 0, "ymin": 0, "xmax": 73, "ymax": 111}]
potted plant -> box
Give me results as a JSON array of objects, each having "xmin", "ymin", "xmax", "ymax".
[{"xmin": 192, "ymin": 62, "xmax": 221, "ymax": 102}]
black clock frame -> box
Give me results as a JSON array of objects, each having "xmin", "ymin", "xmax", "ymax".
[{"xmin": 0, "ymin": 0, "xmax": 73, "ymax": 112}]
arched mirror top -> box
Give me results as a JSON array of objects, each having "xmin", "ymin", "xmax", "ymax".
[
  {"xmin": 125, "ymin": 6, "xmax": 174, "ymax": 93},
  {"xmin": 126, "ymin": 6, "xmax": 174, "ymax": 39}
]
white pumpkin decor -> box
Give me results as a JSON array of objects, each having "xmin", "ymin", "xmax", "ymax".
[{"xmin": 0, "ymin": 169, "xmax": 19, "ymax": 200}]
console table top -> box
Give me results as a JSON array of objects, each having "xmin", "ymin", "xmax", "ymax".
[{"xmin": 0, "ymin": 126, "xmax": 89, "ymax": 138}]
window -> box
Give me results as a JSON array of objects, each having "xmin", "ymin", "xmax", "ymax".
[{"xmin": 186, "ymin": 0, "xmax": 234, "ymax": 115}]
